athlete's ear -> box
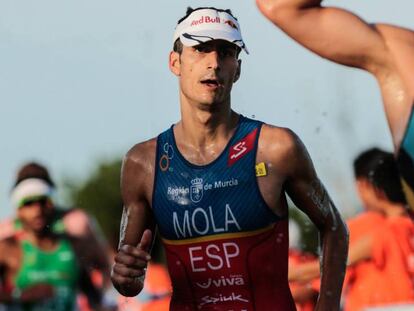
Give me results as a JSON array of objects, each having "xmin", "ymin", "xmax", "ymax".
[
  {"xmin": 233, "ymin": 59, "xmax": 241, "ymax": 82},
  {"xmin": 169, "ymin": 51, "xmax": 181, "ymax": 76}
]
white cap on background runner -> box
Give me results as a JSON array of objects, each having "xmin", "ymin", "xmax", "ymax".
[
  {"xmin": 173, "ymin": 8, "xmax": 249, "ymax": 54},
  {"xmin": 11, "ymin": 178, "xmax": 54, "ymax": 208}
]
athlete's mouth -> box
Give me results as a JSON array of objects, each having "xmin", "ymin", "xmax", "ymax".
[{"xmin": 200, "ymin": 78, "xmax": 222, "ymax": 87}]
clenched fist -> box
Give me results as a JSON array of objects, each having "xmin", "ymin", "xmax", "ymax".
[{"xmin": 111, "ymin": 229, "xmax": 152, "ymax": 297}]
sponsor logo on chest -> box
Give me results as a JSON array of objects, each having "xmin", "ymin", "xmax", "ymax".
[
  {"xmin": 167, "ymin": 177, "xmax": 239, "ymax": 204},
  {"xmin": 228, "ymin": 128, "xmax": 257, "ymax": 166}
]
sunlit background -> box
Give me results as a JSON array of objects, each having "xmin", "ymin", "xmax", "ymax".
[{"xmin": 1, "ymin": 0, "xmax": 411, "ymax": 224}]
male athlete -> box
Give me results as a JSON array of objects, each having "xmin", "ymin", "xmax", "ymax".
[
  {"xmin": 257, "ymin": 0, "xmax": 414, "ymax": 211},
  {"xmin": 0, "ymin": 162, "xmax": 111, "ymax": 285},
  {"xmin": 111, "ymin": 7, "xmax": 348, "ymax": 311},
  {"xmin": 0, "ymin": 162, "xmax": 112, "ymax": 310},
  {"xmin": 0, "ymin": 175, "xmax": 103, "ymax": 310}
]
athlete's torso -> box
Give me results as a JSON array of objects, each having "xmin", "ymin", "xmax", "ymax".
[
  {"xmin": 152, "ymin": 116, "xmax": 296, "ymax": 311},
  {"xmin": 12, "ymin": 238, "xmax": 79, "ymax": 311}
]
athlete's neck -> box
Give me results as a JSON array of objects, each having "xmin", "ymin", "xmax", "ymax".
[{"xmin": 174, "ymin": 107, "xmax": 239, "ymax": 164}]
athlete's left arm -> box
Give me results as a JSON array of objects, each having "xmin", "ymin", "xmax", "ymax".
[{"xmin": 283, "ymin": 131, "xmax": 348, "ymax": 311}]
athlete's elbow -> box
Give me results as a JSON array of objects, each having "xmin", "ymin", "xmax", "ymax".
[
  {"xmin": 320, "ymin": 213, "xmax": 348, "ymax": 241},
  {"xmin": 327, "ymin": 217, "xmax": 349, "ymax": 249},
  {"xmin": 257, "ymin": 0, "xmax": 297, "ymax": 24},
  {"xmin": 336, "ymin": 216, "xmax": 348, "ymax": 238}
]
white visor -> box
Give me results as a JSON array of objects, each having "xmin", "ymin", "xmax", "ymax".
[
  {"xmin": 11, "ymin": 178, "xmax": 54, "ymax": 208},
  {"xmin": 173, "ymin": 8, "xmax": 249, "ymax": 54}
]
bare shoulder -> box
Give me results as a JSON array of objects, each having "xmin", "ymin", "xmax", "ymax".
[
  {"xmin": 122, "ymin": 137, "xmax": 158, "ymax": 181},
  {"xmin": 124, "ymin": 138, "xmax": 157, "ymax": 171},
  {"xmin": 259, "ymin": 124, "xmax": 304, "ymax": 160},
  {"xmin": 375, "ymin": 24, "xmax": 414, "ymax": 68},
  {"xmin": 258, "ymin": 124, "xmax": 312, "ymax": 177},
  {"xmin": 121, "ymin": 137, "xmax": 158, "ymax": 202},
  {"xmin": 376, "ymin": 23, "xmax": 414, "ymax": 43}
]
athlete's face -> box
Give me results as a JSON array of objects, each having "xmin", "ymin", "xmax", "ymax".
[
  {"xmin": 169, "ymin": 40, "xmax": 241, "ymax": 108},
  {"xmin": 17, "ymin": 196, "xmax": 54, "ymax": 233}
]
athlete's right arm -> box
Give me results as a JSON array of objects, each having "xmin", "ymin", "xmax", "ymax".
[
  {"xmin": 256, "ymin": 0, "xmax": 388, "ymax": 73},
  {"xmin": 111, "ymin": 141, "xmax": 157, "ymax": 297},
  {"xmin": 280, "ymin": 129, "xmax": 348, "ymax": 311}
]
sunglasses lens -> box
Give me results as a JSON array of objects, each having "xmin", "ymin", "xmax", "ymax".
[{"xmin": 20, "ymin": 197, "xmax": 49, "ymax": 208}]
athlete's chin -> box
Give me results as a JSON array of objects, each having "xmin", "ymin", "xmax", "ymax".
[
  {"xmin": 197, "ymin": 94, "xmax": 229, "ymax": 107},
  {"xmin": 196, "ymin": 98, "xmax": 216, "ymax": 108}
]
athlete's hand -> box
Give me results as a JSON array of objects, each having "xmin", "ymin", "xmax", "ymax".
[
  {"xmin": 19, "ymin": 284, "xmax": 55, "ymax": 302},
  {"xmin": 111, "ymin": 229, "xmax": 152, "ymax": 297}
]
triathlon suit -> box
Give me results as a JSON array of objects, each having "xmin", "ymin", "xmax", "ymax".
[
  {"xmin": 153, "ymin": 116, "xmax": 296, "ymax": 311},
  {"xmin": 12, "ymin": 238, "xmax": 79, "ymax": 311},
  {"xmin": 397, "ymin": 106, "xmax": 414, "ymax": 212}
]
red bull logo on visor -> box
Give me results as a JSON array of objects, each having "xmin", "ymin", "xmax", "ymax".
[
  {"xmin": 190, "ymin": 16, "xmax": 221, "ymax": 26},
  {"xmin": 173, "ymin": 8, "xmax": 249, "ymax": 54}
]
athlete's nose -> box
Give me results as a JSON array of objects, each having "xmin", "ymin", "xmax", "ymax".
[{"xmin": 206, "ymin": 50, "xmax": 221, "ymax": 71}]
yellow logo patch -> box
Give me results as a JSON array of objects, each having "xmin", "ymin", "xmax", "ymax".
[{"xmin": 255, "ymin": 162, "xmax": 267, "ymax": 177}]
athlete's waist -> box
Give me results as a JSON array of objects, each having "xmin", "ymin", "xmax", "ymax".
[
  {"xmin": 162, "ymin": 223, "xmax": 276, "ymax": 245},
  {"xmin": 163, "ymin": 221, "xmax": 290, "ymax": 296}
]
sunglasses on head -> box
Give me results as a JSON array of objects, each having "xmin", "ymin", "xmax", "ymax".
[{"xmin": 19, "ymin": 196, "xmax": 50, "ymax": 208}]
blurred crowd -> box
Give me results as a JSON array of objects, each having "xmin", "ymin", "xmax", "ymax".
[
  {"xmin": 0, "ymin": 162, "xmax": 170, "ymax": 311},
  {"xmin": 288, "ymin": 148, "xmax": 414, "ymax": 311},
  {"xmin": 1, "ymin": 147, "xmax": 413, "ymax": 311}
]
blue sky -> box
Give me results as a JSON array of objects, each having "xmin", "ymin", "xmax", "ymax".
[{"xmin": 1, "ymin": 1, "xmax": 412, "ymax": 219}]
